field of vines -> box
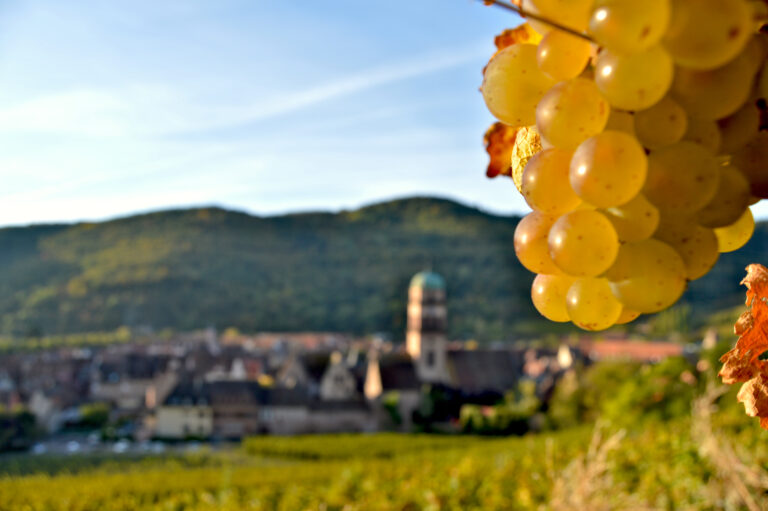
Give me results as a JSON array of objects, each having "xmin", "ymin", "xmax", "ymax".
[
  {"xmin": 1, "ymin": 406, "xmax": 767, "ymax": 511},
  {"xmin": 3, "ymin": 349, "xmax": 768, "ymax": 510}
]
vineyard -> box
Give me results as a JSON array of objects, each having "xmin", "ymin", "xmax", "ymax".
[{"xmin": 1, "ymin": 378, "xmax": 767, "ymax": 510}]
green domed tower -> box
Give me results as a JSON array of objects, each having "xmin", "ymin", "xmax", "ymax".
[{"xmin": 406, "ymin": 271, "xmax": 448, "ymax": 383}]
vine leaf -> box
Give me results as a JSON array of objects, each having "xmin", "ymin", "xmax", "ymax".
[
  {"xmin": 483, "ymin": 122, "xmax": 519, "ymax": 178},
  {"xmin": 719, "ymin": 263, "xmax": 768, "ymax": 429},
  {"xmin": 493, "ymin": 23, "xmax": 541, "ymax": 51}
]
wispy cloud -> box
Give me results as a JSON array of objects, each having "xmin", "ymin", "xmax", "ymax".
[
  {"xmin": 0, "ymin": 42, "xmax": 487, "ymax": 139},
  {"xmin": 221, "ymin": 43, "xmax": 487, "ymax": 127}
]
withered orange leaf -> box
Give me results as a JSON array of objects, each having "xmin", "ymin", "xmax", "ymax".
[
  {"xmin": 719, "ymin": 263, "xmax": 768, "ymax": 429},
  {"xmin": 509, "ymin": 125, "xmax": 542, "ymax": 192},
  {"xmin": 494, "ymin": 23, "xmax": 541, "ymax": 51},
  {"xmin": 483, "ymin": 122, "xmax": 519, "ymax": 178}
]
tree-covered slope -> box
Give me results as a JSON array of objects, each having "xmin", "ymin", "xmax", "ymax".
[{"xmin": 0, "ymin": 197, "xmax": 764, "ymax": 340}]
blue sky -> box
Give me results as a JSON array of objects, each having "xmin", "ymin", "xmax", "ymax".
[{"xmin": 0, "ymin": 1, "xmax": 764, "ymax": 226}]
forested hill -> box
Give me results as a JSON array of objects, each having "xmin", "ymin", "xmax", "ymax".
[{"xmin": 0, "ymin": 197, "xmax": 765, "ymax": 340}]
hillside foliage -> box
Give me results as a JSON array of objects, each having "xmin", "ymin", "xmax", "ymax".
[{"xmin": 0, "ymin": 197, "xmax": 765, "ymax": 340}]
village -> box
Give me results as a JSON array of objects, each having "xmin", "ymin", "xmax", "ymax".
[{"xmin": 0, "ymin": 271, "xmax": 703, "ymax": 452}]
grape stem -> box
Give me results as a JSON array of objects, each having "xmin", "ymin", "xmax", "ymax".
[{"xmin": 479, "ymin": 0, "xmax": 595, "ymax": 43}]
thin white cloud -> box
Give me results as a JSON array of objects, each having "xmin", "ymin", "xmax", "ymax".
[
  {"xmin": 222, "ymin": 43, "xmax": 487, "ymax": 127},
  {"xmin": 0, "ymin": 42, "xmax": 487, "ymax": 139}
]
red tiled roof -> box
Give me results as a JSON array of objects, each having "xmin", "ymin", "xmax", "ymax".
[{"xmin": 578, "ymin": 339, "xmax": 683, "ymax": 362}]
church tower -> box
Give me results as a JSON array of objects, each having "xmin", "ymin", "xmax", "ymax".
[{"xmin": 406, "ymin": 271, "xmax": 449, "ymax": 383}]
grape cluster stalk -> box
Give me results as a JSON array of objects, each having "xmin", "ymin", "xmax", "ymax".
[{"xmin": 481, "ymin": 0, "xmax": 768, "ymax": 331}]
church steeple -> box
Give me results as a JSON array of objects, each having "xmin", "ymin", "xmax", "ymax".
[{"xmin": 406, "ymin": 270, "xmax": 449, "ymax": 383}]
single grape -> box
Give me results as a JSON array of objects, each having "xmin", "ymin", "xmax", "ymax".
[
  {"xmin": 481, "ymin": 44, "xmax": 556, "ymax": 127},
  {"xmin": 643, "ymin": 142, "xmax": 720, "ymax": 213},
  {"xmin": 588, "ymin": 0, "xmax": 670, "ymax": 54},
  {"xmin": 602, "ymin": 193, "xmax": 660, "ymax": 242},
  {"xmin": 670, "ymin": 47, "xmax": 757, "ymax": 120},
  {"xmin": 594, "ymin": 45, "xmax": 674, "ymax": 110},
  {"xmin": 682, "ymin": 117, "xmax": 721, "ymax": 153},
  {"xmin": 607, "ymin": 239, "xmax": 687, "ymax": 313},
  {"xmin": 548, "ymin": 210, "xmax": 619, "ymax": 277},
  {"xmin": 514, "ymin": 211, "xmax": 561, "ymax": 274},
  {"xmin": 537, "ymin": 30, "xmax": 593, "ymax": 81},
  {"xmin": 522, "ymin": 0, "xmax": 593, "ymax": 35},
  {"xmin": 742, "ymin": 35, "xmax": 767, "ymax": 76},
  {"xmin": 536, "ymin": 78, "xmax": 610, "ymax": 150},
  {"xmin": 566, "ymin": 277, "xmax": 623, "ymax": 331},
  {"xmin": 654, "ymin": 215, "xmax": 719, "ymax": 280},
  {"xmin": 603, "ymin": 109, "xmax": 635, "ymax": 135},
  {"xmin": 718, "ymin": 101, "xmax": 760, "ymax": 154},
  {"xmin": 522, "ymin": 148, "xmax": 582, "ymax": 215},
  {"xmin": 696, "ymin": 164, "xmax": 751, "ymax": 227},
  {"xmin": 615, "ymin": 308, "xmax": 641, "ymax": 324},
  {"xmin": 634, "ymin": 96, "xmax": 687, "ymax": 150},
  {"xmin": 663, "ymin": 0, "xmax": 752, "ymax": 69},
  {"xmin": 531, "ymin": 274, "xmax": 577, "ymax": 322},
  {"xmin": 569, "ymin": 131, "xmax": 647, "ymax": 207},
  {"xmin": 714, "ymin": 207, "xmax": 755, "ymax": 252},
  {"xmin": 732, "ymin": 132, "xmax": 768, "ymax": 198}
]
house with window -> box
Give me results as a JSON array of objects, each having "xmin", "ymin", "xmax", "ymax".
[{"xmin": 155, "ymin": 381, "xmax": 213, "ymax": 439}]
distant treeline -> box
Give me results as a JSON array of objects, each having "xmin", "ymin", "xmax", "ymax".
[{"xmin": 0, "ymin": 197, "xmax": 764, "ymax": 341}]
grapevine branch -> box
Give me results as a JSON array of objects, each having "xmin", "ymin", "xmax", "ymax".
[{"xmin": 479, "ymin": 0, "xmax": 595, "ymax": 42}]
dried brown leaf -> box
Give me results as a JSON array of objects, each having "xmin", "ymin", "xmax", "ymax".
[
  {"xmin": 483, "ymin": 122, "xmax": 519, "ymax": 178},
  {"xmin": 494, "ymin": 23, "xmax": 542, "ymax": 51},
  {"xmin": 719, "ymin": 264, "xmax": 768, "ymax": 429},
  {"xmin": 510, "ymin": 125, "xmax": 543, "ymax": 192}
]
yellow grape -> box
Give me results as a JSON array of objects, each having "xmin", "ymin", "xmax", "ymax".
[
  {"xmin": 696, "ymin": 164, "xmax": 751, "ymax": 227},
  {"xmin": 615, "ymin": 307, "xmax": 641, "ymax": 324},
  {"xmin": 548, "ymin": 209, "xmax": 619, "ymax": 277},
  {"xmin": 602, "ymin": 193, "xmax": 660, "ymax": 242},
  {"xmin": 588, "ymin": 0, "xmax": 670, "ymax": 54},
  {"xmin": 663, "ymin": 0, "xmax": 752, "ymax": 69},
  {"xmin": 682, "ymin": 117, "xmax": 721, "ymax": 153},
  {"xmin": 718, "ymin": 101, "xmax": 760, "ymax": 154},
  {"xmin": 594, "ymin": 45, "xmax": 673, "ymax": 111},
  {"xmin": 522, "ymin": 0, "xmax": 592, "ymax": 35},
  {"xmin": 514, "ymin": 211, "xmax": 561, "ymax": 274},
  {"xmin": 606, "ymin": 239, "xmax": 687, "ymax": 313},
  {"xmin": 566, "ymin": 277, "xmax": 623, "ymax": 331},
  {"xmin": 742, "ymin": 35, "xmax": 767, "ymax": 76},
  {"xmin": 537, "ymin": 30, "xmax": 593, "ymax": 81},
  {"xmin": 732, "ymin": 132, "xmax": 768, "ymax": 198},
  {"xmin": 522, "ymin": 148, "xmax": 582, "ymax": 215},
  {"xmin": 604, "ymin": 109, "xmax": 635, "ymax": 135},
  {"xmin": 714, "ymin": 207, "xmax": 755, "ymax": 252},
  {"xmin": 654, "ymin": 215, "xmax": 719, "ymax": 280},
  {"xmin": 575, "ymin": 202, "xmax": 598, "ymax": 211},
  {"xmin": 531, "ymin": 274, "xmax": 577, "ymax": 322},
  {"xmin": 634, "ymin": 96, "xmax": 687, "ymax": 150},
  {"xmin": 536, "ymin": 78, "xmax": 610, "ymax": 150},
  {"xmin": 670, "ymin": 48, "xmax": 757, "ymax": 120},
  {"xmin": 643, "ymin": 142, "xmax": 720, "ymax": 213},
  {"xmin": 481, "ymin": 44, "xmax": 556, "ymax": 127},
  {"xmin": 569, "ymin": 130, "xmax": 647, "ymax": 207}
]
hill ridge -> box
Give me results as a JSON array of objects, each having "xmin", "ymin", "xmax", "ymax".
[{"xmin": 0, "ymin": 196, "xmax": 763, "ymax": 339}]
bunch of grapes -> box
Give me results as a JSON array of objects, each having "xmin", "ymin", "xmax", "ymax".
[{"xmin": 481, "ymin": 0, "xmax": 768, "ymax": 331}]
